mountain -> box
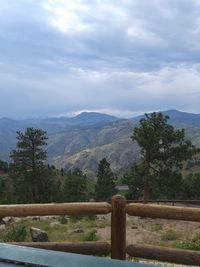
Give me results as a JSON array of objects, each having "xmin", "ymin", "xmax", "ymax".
[
  {"xmin": 163, "ymin": 109, "xmax": 200, "ymax": 125},
  {"xmin": 132, "ymin": 109, "xmax": 200, "ymax": 126},
  {"xmin": 0, "ymin": 110, "xmax": 200, "ymax": 175},
  {"xmin": 47, "ymin": 119, "xmax": 139, "ymax": 174},
  {"xmin": 48, "ymin": 110, "xmax": 200, "ymax": 174},
  {"xmin": 52, "ymin": 135, "xmax": 140, "ymax": 175},
  {"xmin": 20, "ymin": 112, "xmax": 119, "ymax": 133},
  {"xmin": 69, "ymin": 112, "xmax": 118, "ymax": 125},
  {"xmin": 0, "ymin": 112, "xmax": 119, "ymax": 161}
]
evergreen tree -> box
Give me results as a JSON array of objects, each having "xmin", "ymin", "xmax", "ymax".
[
  {"xmin": 130, "ymin": 112, "xmax": 197, "ymax": 202},
  {"xmin": 10, "ymin": 128, "xmax": 55, "ymax": 203},
  {"xmin": 0, "ymin": 160, "xmax": 8, "ymax": 172},
  {"xmin": 0, "ymin": 160, "xmax": 13, "ymax": 203},
  {"xmin": 63, "ymin": 169, "xmax": 88, "ymax": 202},
  {"xmin": 123, "ymin": 164, "xmax": 145, "ymax": 200},
  {"xmin": 182, "ymin": 173, "xmax": 200, "ymax": 199},
  {"xmin": 95, "ymin": 158, "xmax": 117, "ymax": 201}
]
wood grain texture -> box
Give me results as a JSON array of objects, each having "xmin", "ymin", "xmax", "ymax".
[
  {"xmin": 0, "ymin": 202, "xmax": 111, "ymax": 217},
  {"xmin": 126, "ymin": 244, "xmax": 200, "ymax": 265},
  {"xmin": 126, "ymin": 203, "xmax": 200, "ymax": 222},
  {"xmin": 111, "ymin": 195, "xmax": 126, "ymax": 260},
  {"xmin": 9, "ymin": 242, "xmax": 111, "ymax": 256}
]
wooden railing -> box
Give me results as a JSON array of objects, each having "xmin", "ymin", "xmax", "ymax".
[
  {"xmin": 1, "ymin": 202, "xmax": 112, "ymax": 257},
  {"xmin": 126, "ymin": 199, "xmax": 200, "ymax": 205},
  {"xmin": 125, "ymin": 202, "xmax": 200, "ymax": 265},
  {"xmin": 2, "ymin": 195, "xmax": 200, "ymax": 265}
]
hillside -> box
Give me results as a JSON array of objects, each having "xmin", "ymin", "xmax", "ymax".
[
  {"xmin": 0, "ymin": 110, "xmax": 200, "ymax": 174},
  {"xmin": 0, "ymin": 112, "xmax": 119, "ymax": 161},
  {"xmin": 47, "ymin": 119, "xmax": 139, "ymax": 174},
  {"xmin": 51, "ymin": 135, "xmax": 140, "ymax": 175}
]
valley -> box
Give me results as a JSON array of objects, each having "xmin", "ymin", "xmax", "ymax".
[{"xmin": 0, "ymin": 110, "xmax": 200, "ymax": 175}]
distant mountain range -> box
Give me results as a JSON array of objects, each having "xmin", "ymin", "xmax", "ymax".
[
  {"xmin": 0, "ymin": 110, "xmax": 200, "ymax": 176},
  {"xmin": 0, "ymin": 112, "xmax": 119, "ymax": 161}
]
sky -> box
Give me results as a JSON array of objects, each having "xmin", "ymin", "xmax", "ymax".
[{"xmin": 1, "ymin": 0, "xmax": 200, "ymax": 118}]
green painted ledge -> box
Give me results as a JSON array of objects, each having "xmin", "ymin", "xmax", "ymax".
[{"xmin": 0, "ymin": 244, "xmax": 158, "ymax": 267}]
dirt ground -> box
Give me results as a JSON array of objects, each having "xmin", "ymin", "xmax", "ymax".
[{"xmin": 97, "ymin": 216, "xmax": 200, "ymax": 246}]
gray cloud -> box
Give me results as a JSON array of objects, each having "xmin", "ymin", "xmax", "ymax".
[{"xmin": 0, "ymin": 0, "xmax": 200, "ymax": 117}]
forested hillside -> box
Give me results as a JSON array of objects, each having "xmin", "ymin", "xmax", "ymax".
[{"xmin": 0, "ymin": 110, "xmax": 200, "ymax": 174}]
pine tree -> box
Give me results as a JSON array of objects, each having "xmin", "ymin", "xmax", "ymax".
[
  {"xmin": 0, "ymin": 160, "xmax": 8, "ymax": 172},
  {"xmin": 10, "ymin": 128, "xmax": 55, "ymax": 203},
  {"xmin": 95, "ymin": 158, "xmax": 117, "ymax": 201},
  {"xmin": 130, "ymin": 112, "xmax": 197, "ymax": 202},
  {"xmin": 63, "ymin": 169, "xmax": 88, "ymax": 202}
]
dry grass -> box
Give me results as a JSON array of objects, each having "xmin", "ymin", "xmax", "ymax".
[{"xmin": 1, "ymin": 215, "xmax": 200, "ymax": 251}]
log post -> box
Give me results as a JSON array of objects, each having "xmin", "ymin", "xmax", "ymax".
[{"xmin": 111, "ymin": 195, "xmax": 126, "ymax": 260}]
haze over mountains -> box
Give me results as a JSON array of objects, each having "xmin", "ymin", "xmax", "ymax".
[{"xmin": 0, "ymin": 110, "xmax": 200, "ymax": 175}]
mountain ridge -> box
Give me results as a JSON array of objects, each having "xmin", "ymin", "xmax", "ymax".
[{"xmin": 0, "ymin": 110, "xmax": 200, "ymax": 174}]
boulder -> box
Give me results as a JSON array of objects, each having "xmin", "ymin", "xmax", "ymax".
[
  {"xmin": 0, "ymin": 224, "xmax": 6, "ymax": 230},
  {"xmin": 73, "ymin": 228, "xmax": 84, "ymax": 233},
  {"xmin": 39, "ymin": 216, "xmax": 58, "ymax": 221},
  {"xmin": 30, "ymin": 227, "xmax": 49, "ymax": 242},
  {"xmin": 50, "ymin": 221, "xmax": 60, "ymax": 227},
  {"xmin": 0, "ymin": 219, "xmax": 5, "ymax": 225},
  {"xmin": 32, "ymin": 216, "xmax": 40, "ymax": 221},
  {"xmin": 1, "ymin": 217, "xmax": 14, "ymax": 225}
]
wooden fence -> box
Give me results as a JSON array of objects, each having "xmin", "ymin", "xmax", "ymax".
[
  {"xmin": 126, "ymin": 199, "xmax": 200, "ymax": 205},
  {"xmin": 2, "ymin": 195, "xmax": 200, "ymax": 265}
]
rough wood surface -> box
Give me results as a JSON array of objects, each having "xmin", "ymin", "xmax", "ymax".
[
  {"xmin": 111, "ymin": 195, "xmax": 126, "ymax": 260},
  {"xmin": 126, "ymin": 244, "xmax": 200, "ymax": 265},
  {"xmin": 9, "ymin": 242, "xmax": 111, "ymax": 256},
  {"xmin": 0, "ymin": 202, "xmax": 111, "ymax": 217},
  {"xmin": 126, "ymin": 203, "xmax": 200, "ymax": 222}
]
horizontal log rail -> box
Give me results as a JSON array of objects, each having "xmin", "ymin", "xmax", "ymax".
[
  {"xmin": 126, "ymin": 203, "xmax": 200, "ymax": 222},
  {"xmin": 126, "ymin": 244, "xmax": 200, "ymax": 266},
  {"xmin": 10, "ymin": 242, "xmax": 110, "ymax": 256},
  {"xmin": 0, "ymin": 202, "xmax": 111, "ymax": 217},
  {"xmin": 126, "ymin": 199, "xmax": 200, "ymax": 205}
]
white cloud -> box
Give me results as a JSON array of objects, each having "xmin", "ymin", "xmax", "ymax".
[{"xmin": 43, "ymin": 0, "xmax": 91, "ymax": 33}]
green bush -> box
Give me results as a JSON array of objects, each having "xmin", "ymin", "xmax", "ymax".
[
  {"xmin": 84, "ymin": 215, "xmax": 97, "ymax": 221},
  {"xmin": 2, "ymin": 224, "xmax": 27, "ymax": 242},
  {"xmin": 131, "ymin": 222, "xmax": 138, "ymax": 229},
  {"xmin": 59, "ymin": 216, "xmax": 68, "ymax": 224},
  {"xmin": 69, "ymin": 216, "xmax": 84, "ymax": 222},
  {"xmin": 174, "ymin": 233, "xmax": 200, "ymax": 250},
  {"xmin": 161, "ymin": 229, "xmax": 179, "ymax": 241},
  {"xmin": 80, "ymin": 230, "xmax": 100, "ymax": 241},
  {"xmin": 151, "ymin": 223, "xmax": 163, "ymax": 232}
]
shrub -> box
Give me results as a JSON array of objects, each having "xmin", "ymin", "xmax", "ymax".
[
  {"xmin": 69, "ymin": 216, "xmax": 84, "ymax": 222},
  {"xmin": 80, "ymin": 230, "xmax": 100, "ymax": 241},
  {"xmin": 84, "ymin": 215, "xmax": 97, "ymax": 221},
  {"xmin": 151, "ymin": 223, "xmax": 163, "ymax": 232},
  {"xmin": 131, "ymin": 222, "xmax": 138, "ymax": 229},
  {"xmin": 2, "ymin": 224, "xmax": 27, "ymax": 242},
  {"xmin": 59, "ymin": 216, "xmax": 68, "ymax": 224},
  {"xmin": 161, "ymin": 229, "xmax": 179, "ymax": 241},
  {"xmin": 174, "ymin": 233, "xmax": 200, "ymax": 250}
]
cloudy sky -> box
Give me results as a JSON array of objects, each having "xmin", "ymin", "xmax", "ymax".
[{"xmin": 1, "ymin": 0, "xmax": 200, "ymax": 118}]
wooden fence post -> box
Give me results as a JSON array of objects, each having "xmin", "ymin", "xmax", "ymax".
[{"xmin": 111, "ymin": 195, "xmax": 126, "ymax": 260}]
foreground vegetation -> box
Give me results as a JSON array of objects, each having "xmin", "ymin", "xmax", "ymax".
[
  {"xmin": 0, "ymin": 216, "xmax": 109, "ymax": 243},
  {"xmin": 1, "ymin": 215, "xmax": 200, "ymax": 253}
]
